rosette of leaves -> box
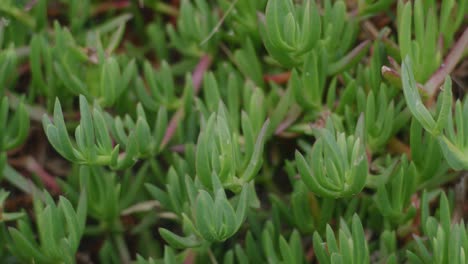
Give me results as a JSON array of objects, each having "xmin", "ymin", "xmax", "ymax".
[
  {"xmin": 136, "ymin": 60, "xmax": 179, "ymax": 111},
  {"xmin": 196, "ymin": 103, "xmax": 269, "ymax": 191},
  {"xmin": 7, "ymin": 192, "xmax": 87, "ymax": 264},
  {"xmin": 31, "ymin": 18, "xmax": 134, "ymax": 108},
  {"xmin": 402, "ymin": 58, "xmax": 467, "ymax": 170},
  {"xmin": 355, "ymin": 84, "xmax": 402, "ymax": 151},
  {"xmin": 261, "ymin": 0, "xmax": 320, "ymax": 67},
  {"xmin": 290, "ymin": 50, "xmax": 327, "ymax": 110},
  {"xmin": 167, "ymin": 0, "xmax": 219, "ymax": 57},
  {"xmin": 95, "ymin": 56, "xmax": 136, "ymax": 107},
  {"xmin": 210, "ymin": 65, "xmax": 293, "ymax": 139},
  {"xmin": 198, "ymin": 72, "xmax": 269, "ymax": 137},
  {"xmin": 313, "ymin": 214, "xmax": 370, "ymax": 264},
  {"xmin": 407, "ymin": 191, "xmax": 468, "ymax": 264},
  {"xmin": 295, "ymin": 121, "xmax": 368, "ymax": 198},
  {"xmin": 43, "ymin": 95, "xmax": 166, "ymax": 170},
  {"xmin": 291, "ymin": 45, "xmax": 371, "ymax": 112},
  {"xmin": 397, "ymin": 0, "xmax": 440, "ymax": 83},
  {"xmin": 105, "ymin": 103, "xmax": 168, "ymax": 159},
  {"xmin": 320, "ymin": 1, "xmax": 368, "ymax": 75},
  {"xmin": 0, "ymin": 97, "xmax": 29, "ymax": 176},
  {"xmin": 374, "ymin": 156, "xmax": 417, "ymax": 225},
  {"xmin": 41, "ymin": 23, "xmax": 90, "ymax": 98},
  {"xmin": 158, "ymin": 176, "xmax": 250, "ymax": 247},
  {"xmin": 397, "ymin": 0, "xmax": 466, "ymax": 83}
]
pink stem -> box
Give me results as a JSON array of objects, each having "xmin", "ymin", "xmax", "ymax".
[
  {"xmin": 425, "ymin": 28, "xmax": 468, "ymax": 97},
  {"xmin": 264, "ymin": 72, "xmax": 291, "ymax": 84},
  {"xmin": 161, "ymin": 110, "xmax": 183, "ymax": 148},
  {"xmin": 161, "ymin": 55, "xmax": 212, "ymax": 148},
  {"xmin": 192, "ymin": 55, "xmax": 212, "ymax": 93},
  {"xmin": 24, "ymin": 156, "xmax": 60, "ymax": 194},
  {"xmin": 170, "ymin": 144, "xmax": 186, "ymax": 153},
  {"xmin": 275, "ymin": 108, "xmax": 301, "ymax": 135}
]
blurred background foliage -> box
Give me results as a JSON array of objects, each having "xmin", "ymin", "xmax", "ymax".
[{"xmin": 0, "ymin": 0, "xmax": 467, "ymax": 263}]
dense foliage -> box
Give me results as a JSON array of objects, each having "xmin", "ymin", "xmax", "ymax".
[{"xmin": 0, "ymin": 0, "xmax": 467, "ymax": 263}]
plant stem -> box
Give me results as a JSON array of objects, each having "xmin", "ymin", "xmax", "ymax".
[
  {"xmin": 275, "ymin": 105, "xmax": 302, "ymax": 135},
  {"xmin": 23, "ymin": 156, "xmax": 60, "ymax": 194},
  {"xmin": 328, "ymin": 40, "xmax": 371, "ymax": 75},
  {"xmin": 161, "ymin": 54, "xmax": 212, "ymax": 148},
  {"xmin": 263, "ymin": 71, "xmax": 291, "ymax": 84},
  {"xmin": 425, "ymin": 28, "xmax": 468, "ymax": 100},
  {"xmin": 113, "ymin": 233, "xmax": 131, "ymax": 264},
  {"xmin": 207, "ymin": 249, "xmax": 218, "ymax": 264}
]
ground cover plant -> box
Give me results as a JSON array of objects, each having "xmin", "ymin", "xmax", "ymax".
[{"xmin": 0, "ymin": 0, "xmax": 467, "ymax": 263}]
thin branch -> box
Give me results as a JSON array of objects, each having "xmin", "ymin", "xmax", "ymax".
[
  {"xmin": 113, "ymin": 233, "xmax": 131, "ymax": 264},
  {"xmin": 200, "ymin": 0, "xmax": 239, "ymax": 46},
  {"xmin": 275, "ymin": 105, "xmax": 301, "ymax": 135},
  {"xmin": 161, "ymin": 54, "xmax": 212, "ymax": 148},
  {"xmin": 264, "ymin": 71, "xmax": 291, "ymax": 84},
  {"xmin": 23, "ymin": 156, "xmax": 60, "ymax": 194},
  {"xmin": 425, "ymin": 28, "xmax": 468, "ymax": 98}
]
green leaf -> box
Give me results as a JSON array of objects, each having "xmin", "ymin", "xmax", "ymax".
[
  {"xmin": 194, "ymin": 190, "xmax": 216, "ymax": 241},
  {"xmin": 242, "ymin": 119, "xmax": 269, "ymax": 182},
  {"xmin": 9, "ymin": 228, "xmax": 47, "ymax": 263},
  {"xmin": 401, "ymin": 57, "xmax": 437, "ymax": 133},
  {"xmin": 159, "ymin": 228, "xmax": 201, "ymax": 249},
  {"xmin": 434, "ymin": 76, "xmax": 453, "ymax": 134}
]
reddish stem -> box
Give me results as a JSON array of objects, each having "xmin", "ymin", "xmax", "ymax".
[
  {"xmin": 275, "ymin": 107, "xmax": 301, "ymax": 135},
  {"xmin": 161, "ymin": 55, "xmax": 212, "ymax": 148},
  {"xmin": 161, "ymin": 110, "xmax": 183, "ymax": 148},
  {"xmin": 170, "ymin": 144, "xmax": 185, "ymax": 153},
  {"xmin": 183, "ymin": 250, "xmax": 196, "ymax": 264},
  {"xmin": 264, "ymin": 71, "xmax": 291, "ymax": 84},
  {"xmin": 425, "ymin": 28, "xmax": 468, "ymax": 98},
  {"xmin": 24, "ymin": 156, "xmax": 61, "ymax": 194},
  {"xmin": 410, "ymin": 194, "xmax": 421, "ymax": 236},
  {"xmin": 192, "ymin": 55, "xmax": 213, "ymax": 94}
]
